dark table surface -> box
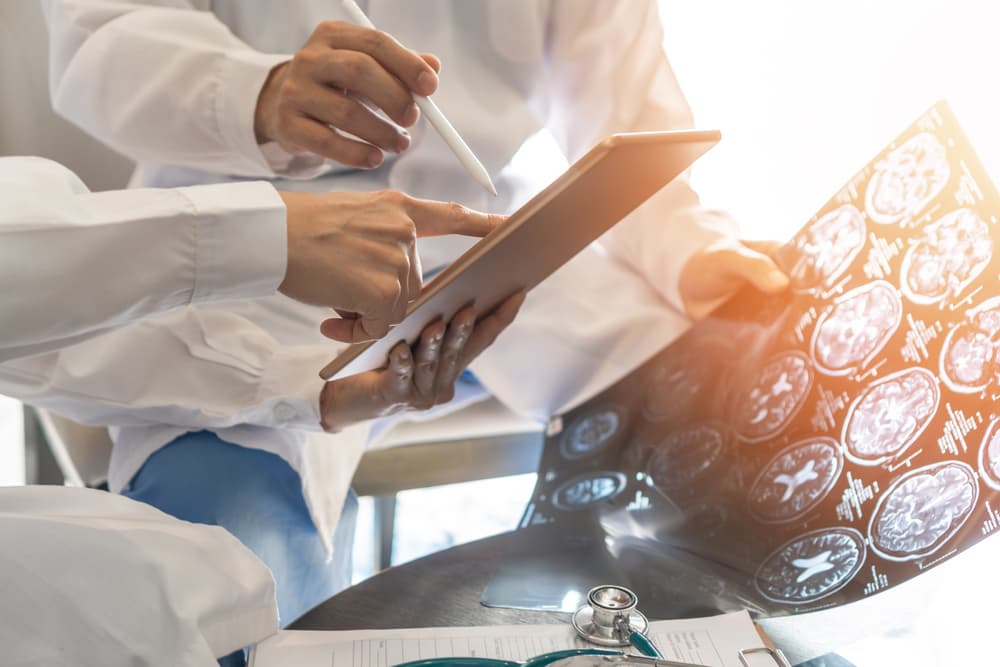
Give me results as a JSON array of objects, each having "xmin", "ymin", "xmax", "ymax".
[{"xmin": 292, "ymin": 530, "xmax": 567, "ymax": 631}]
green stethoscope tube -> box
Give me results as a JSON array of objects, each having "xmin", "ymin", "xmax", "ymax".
[{"xmin": 627, "ymin": 631, "xmax": 662, "ymax": 659}]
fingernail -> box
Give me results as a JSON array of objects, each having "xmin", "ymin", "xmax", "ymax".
[
  {"xmin": 416, "ymin": 71, "xmax": 437, "ymax": 96},
  {"xmin": 396, "ymin": 132, "xmax": 411, "ymax": 153},
  {"xmin": 367, "ymin": 150, "xmax": 383, "ymax": 168},
  {"xmin": 402, "ymin": 103, "xmax": 420, "ymax": 126}
]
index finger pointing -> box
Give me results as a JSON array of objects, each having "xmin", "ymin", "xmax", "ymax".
[{"xmin": 406, "ymin": 198, "xmax": 506, "ymax": 238}]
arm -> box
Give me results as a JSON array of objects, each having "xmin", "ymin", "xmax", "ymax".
[
  {"xmin": 42, "ymin": 0, "xmax": 307, "ymax": 178},
  {"xmin": 1, "ymin": 293, "xmax": 524, "ymax": 433},
  {"xmin": 0, "ymin": 156, "xmax": 284, "ymax": 362},
  {"xmin": 1, "ymin": 156, "xmax": 503, "ymax": 360},
  {"xmin": 42, "ymin": 1, "xmax": 442, "ymax": 177},
  {"xmin": 545, "ymin": 0, "xmax": 777, "ymax": 315}
]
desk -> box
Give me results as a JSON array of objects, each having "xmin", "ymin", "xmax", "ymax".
[{"xmin": 292, "ymin": 531, "xmax": 564, "ymax": 630}]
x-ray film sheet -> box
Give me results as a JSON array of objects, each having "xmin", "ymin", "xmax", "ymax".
[{"xmin": 484, "ymin": 101, "xmax": 1000, "ymax": 620}]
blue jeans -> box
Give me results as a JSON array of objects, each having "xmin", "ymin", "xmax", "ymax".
[{"xmin": 122, "ymin": 431, "xmax": 358, "ymax": 665}]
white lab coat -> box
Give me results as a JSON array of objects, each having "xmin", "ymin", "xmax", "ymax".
[
  {"xmin": 35, "ymin": 0, "xmax": 740, "ymax": 545},
  {"xmin": 0, "ymin": 486, "xmax": 278, "ymax": 666},
  {"xmin": 0, "ymin": 159, "xmax": 289, "ymax": 663}
]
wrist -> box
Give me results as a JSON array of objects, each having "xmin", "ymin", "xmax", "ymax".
[{"xmin": 254, "ymin": 62, "xmax": 288, "ymax": 145}]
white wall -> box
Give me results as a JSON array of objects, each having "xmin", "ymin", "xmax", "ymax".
[{"xmin": 661, "ymin": 0, "xmax": 1000, "ymax": 241}]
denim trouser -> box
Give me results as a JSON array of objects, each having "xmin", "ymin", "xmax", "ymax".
[{"xmin": 122, "ymin": 431, "xmax": 358, "ymax": 665}]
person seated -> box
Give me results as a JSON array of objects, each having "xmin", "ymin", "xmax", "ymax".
[
  {"xmin": 37, "ymin": 0, "xmax": 790, "ymax": 630},
  {"xmin": 0, "ymin": 153, "xmax": 517, "ymax": 664}
]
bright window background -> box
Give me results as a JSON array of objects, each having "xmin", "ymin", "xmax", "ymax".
[{"xmin": 661, "ymin": 0, "xmax": 1000, "ymax": 241}]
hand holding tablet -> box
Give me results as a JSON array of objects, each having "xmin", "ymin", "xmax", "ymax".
[{"xmin": 320, "ymin": 130, "xmax": 721, "ymax": 381}]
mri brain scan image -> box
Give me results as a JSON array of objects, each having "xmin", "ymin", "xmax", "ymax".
[
  {"xmin": 643, "ymin": 338, "xmax": 731, "ymax": 423},
  {"xmin": 552, "ymin": 471, "xmax": 628, "ymax": 511},
  {"xmin": 810, "ymin": 280, "xmax": 902, "ymax": 376},
  {"xmin": 647, "ymin": 423, "xmax": 728, "ymax": 492},
  {"xmin": 755, "ymin": 528, "xmax": 866, "ymax": 605},
  {"xmin": 749, "ymin": 438, "xmax": 843, "ymax": 523},
  {"xmin": 940, "ymin": 296, "xmax": 1000, "ymax": 394},
  {"xmin": 734, "ymin": 351, "xmax": 814, "ymax": 442},
  {"xmin": 899, "ymin": 208, "xmax": 992, "ymax": 305},
  {"xmin": 784, "ymin": 204, "xmax": 867, "ymax": 292},
  {"xmin": 865, "ymin": 132, "xmax": 950, "ymax": 225},
  {"xmin": 869, "ymin": 461, "xmax": 978, "ymax": 562},
  {"xmin": 978, "ymin": 419, "xmax": 1000, "ymax": 492},
  {"xmin": 560, "ymin": 407, "xmax": 625, "ymax": 461},
  {"xmin": 842, "ymin": 368, "xmax": 940, "ymax": 466}
]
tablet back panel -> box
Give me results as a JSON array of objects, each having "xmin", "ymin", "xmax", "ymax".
[{"xmin": 321, "ymin": 130, "xmax": 721, "ymax": 380}]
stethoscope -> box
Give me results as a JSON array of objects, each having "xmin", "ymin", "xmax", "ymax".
[{"xmin": 395, "ymin": 585, "xmax": 789, "ymax": 667}]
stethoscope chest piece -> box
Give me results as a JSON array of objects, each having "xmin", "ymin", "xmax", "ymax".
[{"xmin": 572, "ymin": 585, "xmax": 649, "ymax": 648}]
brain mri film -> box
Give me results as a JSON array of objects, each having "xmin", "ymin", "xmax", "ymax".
[
  {"xmin": 643, "ymin": 338, "xmax": 731, "ymax": 424},
  {"xmin": 865, "ymin": 132, "xmax": 950, "ymax": 226},
  {"xmin": 842, "ymin": 368, "xmax": 940, "ymax": 466},
  {"xmin": 899, "ymin": 208, "xmax": 992, "ymax": 305},
  {"xmin": 552, "ymin": 471, "xmax": 629, "ymax": 511},
  {"xmin": 560, "ymin": 407, "xmax": 625, "ymax": 461},
  {"xmin": 734, "ymin": 351, "xmax": 814, "ymax": 443},
  {"xmin": 940, "ymin": 296, "xmax": 1000, "ymax": 394},
  {"xmin": 978, "ymin": 418, "xmax": 1000, "ymax": 492},
  {"xmin": 755, "ymin": 528, "xmax": 866, "ymax": 605},
  {"xmin": 784, "ymin": 204, "xmax": 867, "ymax": 292},
  {"xmin": 646, "ymin": 423, "xmax": 728, "ymax": 493},
  {"xmin": 868, "ymin": 461, "xmax": 978, "ymax": 562},
  {"xmin": 810, "ymin": 280, "xmax": 902, "ymax": 376},
  {"xmin": 748, "ymin": 438, "xmax": 843, "ymax": 523}
]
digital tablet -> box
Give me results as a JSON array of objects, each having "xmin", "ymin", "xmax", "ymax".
[{"xmin": 319, "ymin": 129, "xmax": 721, "ymax": 380}]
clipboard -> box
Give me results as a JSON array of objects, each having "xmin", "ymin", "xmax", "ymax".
[
  {"xmin": 319, "ymin": 129, "xmax": 721, "ymax": 381},
  {"xmin": 248, "ymin": 611, "xmax": 789, "ymax": 667}
]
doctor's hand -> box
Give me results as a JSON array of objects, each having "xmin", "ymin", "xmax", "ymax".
[
  {"xmin": 254, "ymin": 21, "xmax": 441, "ymax": 168},
  {"xmin": 678, "ymin": 238, "xmax": 790, "ymax": 320},
  {"xmin": 318, "ymin": 292, "xmax": 526, "ymax": 432},
  {"xmin": 278, "ymin": 190, "xmax": 503, "ymax": 341}
]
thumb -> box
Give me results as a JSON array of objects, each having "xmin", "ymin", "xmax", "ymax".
[
  {"xmin": 320, "ymin": 314, "xmax": 391, "ymax": 343},
  {"xmin": 724, "ymin": 246, "xmax": 790, "ymax": 293},
  {"xmin": 406, "ymin": 197, "xmax": 506, "ymax": 238}
]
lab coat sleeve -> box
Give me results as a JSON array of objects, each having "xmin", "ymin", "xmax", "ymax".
[
  {"xmin": 41, "ymin": 0, "xmax": 325, "ymax": 178},
  {"xmin": 544, "ymin": 0, "xmax": 740, "ymax": 312},
  {"xmin": 0, "ymin": 306, "xmax": 331, "ymax": 432},
  {"xmin": 0, "ymin": 156, "xmax": 287, "ymax": 363},
  {"xmin": 0, "ymin": 486, "xmax": 279, "ymax": 665}
]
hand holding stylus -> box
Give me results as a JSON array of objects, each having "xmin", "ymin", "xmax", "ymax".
[{"xmin": 254, "ymin": 20, "xmax": 442, "ymax": 169}]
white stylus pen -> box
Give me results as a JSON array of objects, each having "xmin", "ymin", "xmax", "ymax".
[{"xmin": 339, "ymin": 0, "xmax": 497, "ymax": 196}]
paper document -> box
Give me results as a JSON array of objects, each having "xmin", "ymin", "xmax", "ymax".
[{"xmin": 249, "ymin": 611, "xmax": 766, "ymax": 667}]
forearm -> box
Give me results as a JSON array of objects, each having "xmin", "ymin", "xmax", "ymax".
[
  {"xmin": 0, "ymin": 306, "xmax": 331, "ymax": 432},
  {"xmin": 42, "ymin": 0, "xmax": 319, "ymax": 177},
  {"xmin": 547, "ymin": 0, "xmax": 740, "ymax": 310},
  {"xmin": 0, "ymin": 158, "xmax": 286, "ymax": 361}
]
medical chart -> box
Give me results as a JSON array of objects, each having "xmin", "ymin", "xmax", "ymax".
[
  {"xmin": 484, "ymin": 101, "xmax": 1000, "ymax": 619},
  {"xmin": 248, "ymin": 611, "xmax": 765, "ymax": 667}
]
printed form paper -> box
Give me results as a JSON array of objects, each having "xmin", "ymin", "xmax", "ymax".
[{"xmin": 249, "ymin": 611, "xmax": 766, "ymax": 667}]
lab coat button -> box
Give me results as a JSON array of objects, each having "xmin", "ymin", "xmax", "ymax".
[{"xmin": 273, "ymin": 402, "xmax": 297, "ymax": 423}]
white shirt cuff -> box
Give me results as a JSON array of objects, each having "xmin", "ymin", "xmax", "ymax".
[
  {"xmin": 177, "ymin": 181, "xmax": 287, "ymax": 303},
  {"xmin": 256, "ymin": 345, "xmax": 336, "ymax": 431},
  {"xmin": 214, "ymin": 50, "xmax": 319, "ymax": 177}
]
